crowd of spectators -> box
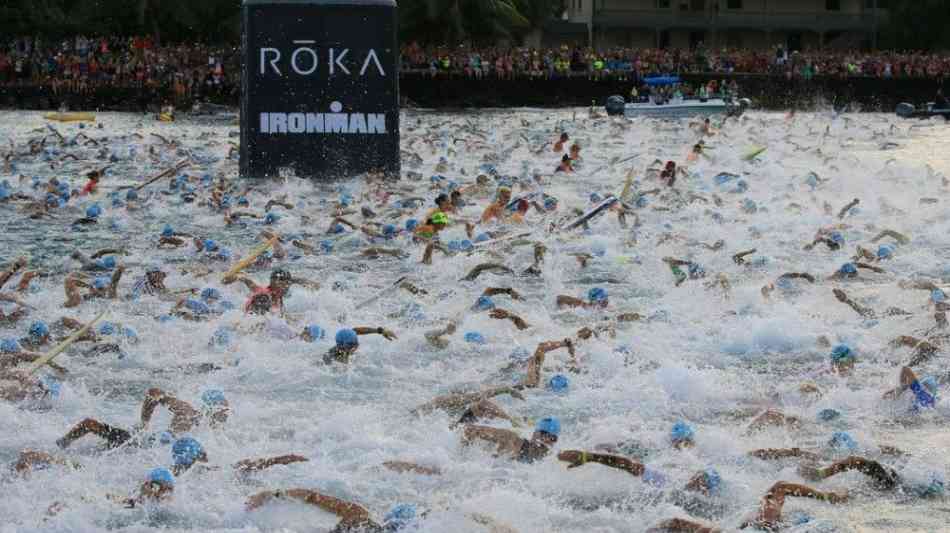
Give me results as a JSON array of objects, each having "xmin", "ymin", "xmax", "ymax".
[
  {"xmin": 402, "ymin": 42, "xmax": 950, "ymax": 81},
  {"xmin": 1, "ymin": 35, "xmax": 947, "ymax": 102},
  {"xmin": 0, "ymin": 36, "xmax": 239, "ymax": 102}
]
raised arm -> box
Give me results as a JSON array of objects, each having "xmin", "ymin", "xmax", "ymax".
[
  {"xmin": 557, "ymin": 450, "xmax": 645, "ymax": 476},
  {"xmin": 245, "ymin": 488, "xmax": 374, "ymax": 526},
  {"xmin": 524, "ymin": 339, "xmax": 573, "ymax": 388},
  {"xmin": 352, "ymin": 326, "xmax": 397, "ymax": 341},
  {"xmin": 234, "ymin": 454, "xmax": 308, "ymax": 473}
]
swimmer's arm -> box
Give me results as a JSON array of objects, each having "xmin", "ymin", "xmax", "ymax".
[
  {"xmin": 461, "ymin": 425, "xmax": 522, "ymax": 450},
  {"xmin": 0, "ymin": 257, "xmax": 27, "ymax": 289},
  {"xmin": 246, "ymin": 489, "xmax": 374, "ymax": 525},
  {"xmin": 353, "ymin": 326, "xmax": 397, "ymax": 341},
  {"xmin": 871, "ymin": 230, "xmax": 909, "ymax": 245},
  {"xmin": 558, "ymin": 450, "xmax": 645, "ymax": 476},
  {"xmin": 482, "ymin": 287, "xmax": 523, "ymax": 300},
  {"xmin": 488, "ymin": 308, "xmax": 530, "ymax": 330},
  {"xmin": 381, "ymin": 461, "xmax": 442, "ymax": 476},
  {"xmin": 748, "ymin": 448, "xmax": 818, "ymax": 461},
  {"xmin": 524, "ymin": 339, "xmax": 573, "ymax": 387},
  {"xmin": 234, "ymin": 454, "xmax": 308, "ymax": 472},
  {"xmin": 556, "ymin": 295, "xmax": 586, "ymax": 309},
  {"xmin": 855, "ymin": 262, "xmax": 885, "ymax": 274},
  {"xmin": 647, "ymin": 518, "xmax": 720, "ymax": 533}
]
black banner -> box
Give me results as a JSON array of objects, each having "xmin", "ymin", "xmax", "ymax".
[{"xmin": 240, "ymin": 0, "xmax": 399, "ymax": 179}]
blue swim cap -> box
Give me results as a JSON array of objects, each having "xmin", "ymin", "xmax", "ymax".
[
  {"xmin": 2, "ymin": 338, "xmax": 22, "ymax": 353},
  {"xmin": 734, "ymin": 180, "xmax": 749, "ymax": 193},
  {"xmin": 671, "ymin": 421, "xmax": 695, "ymax": 444},
  {"xmin": 818, "ymin": 408, "xmax": 841, "ymax": 422},
  {"xmin": 320, "ymin": 240, "xmax": 334, "ymax": 254},
  {"xmin": 39, "ymin": 375, "xmax": 61, "ymax": 398},
  {"xmin": 29, "ymin": 321, "xmax": 50, "ymax": 339},
  {"xmin": 384, "ymin": 503, "xmax": 417, "ymax": 530},
  {"xmin": 921, "ymin": 376, "xmax": 939, "ymax": 397},
  {"xmin": 688, "ymin": 262, "xmax": 705, "ymax": 278},
  {"xmin": 474, "ymin": 296, "xmax": 495, "ymax": 311},
  {"xmin": 86, "ymin": 204, "xmax": 102, "ymax": 219},
  {"xmin": 742, "ymin": 199, "xmax": 757, "ymax": 213},
  {"xmin": 126, "ymin": 189, "xmax": 138, "ymax": 201},
  {"xmin": 147, "ymin": 467, "xmax": 175, "ymax": 487},
  {"xmin": 98, "ymin": 322, "xmax": 116, "ymax": 336},
  {"xmin": 931, "ymin": 289, "xmax": 947, "ymax": 303},
  {"xmin": 829, "ymin": 231, "xmax": 845, "ymax": 246},
  {"xmin": 916, "ymin": 473, "xmax": 946, "ymax": 498},
  {"xmin": 158, "ymin": 431, "xmax": 174, "ymax": 445},
  {"xmin": 330, "ymin": 223, "xmax": 345, "ymax": 234},
  {"xmin": 547, "ymin": 374, "xmax": 569, "ymax": 393},
  {"xmin": 536, "ymin": 417, "xmax": 561, "ymax": 437},
  {"xmin": 122, "ymin": 327, "xmax": 137, "ymax": 341},
  {"xmin": 264, "ymin": 212, "xmax": 280, "ymax": 225},
  {"xmin": 382, "ymin": 224, "xmax": 397, "ymax": 238},
  {"xmin": 464, "ymin": 331, "xmax": 486, "ymax": 344},
  {"xmin": 474, "ymin": 232, "xmax": 490, "ymax": 243},
  {"xmin": 171, "ymin": 437, "xmax": 204, "ymax": 466},
  {"xmin": 448, "ymin": 240, "xmax": 463, "ymax": 252},
  {"xmin": 838, "ymin": 263, "xmax": 858, "ymax": 276},
  {"xmin": 335, "ymin": 328, "xmax": 359, "ymax": 348},
  {"xmin": 237, "ymin": 196, "xmax": 249, "ymax": 206},
  {"xmin": 590, "ymin": 192, "xmax": 603, "ymax": 203},
  {"xmin": 704, "ymin": 468, "xmax": 722, "ymax": 492},
  {"xmin": 544, "ymin": 196, "xmax": 558, "ymax": 210},
  {"xmin": 161, "ymin": 224, "xmax": 174, "ymax": 237},
  {"xmin": 185, "ymin": 299, "xmax": 211, "ymax": 315},
  {"xmin": 211, "ymin": 327, "xmax": 232, "ymax": 346},
  {"xmin": 203, "ymin": 239, "xmax": 219, "ymax": 252},
  {"xmin": 304, "ymin": 325, "xmax": 326, "ymax": 341},
  {"xmin": 339, "ymin": 193, "xmax": 353, "ymax": 207},
  {"xmin": 102, "ymin": 256, "xmax": 117, "ymax": 269},
  {"xmin": 877, "ymin": 244, "xmax": 896, "ymax": 259},
  {"xmin": 200, "ymin": 288, "xmax": 221, "ymax": 302},
  {"xmin": 201, "ymin": 389, "xmax": 227, "ymax": 407},
  {"xmin": 830, "ymin": 344, "xmax": 855, "ymax": 363},
  {"xmin": 111, "ymin": 197, "xmax": 124, "ymax": 208},
  {"xmin": 828, "ymin": 431, "xmax": 858, "ymax": 451},
  {"xmin": 458, "ymin": 240, "xmax": 474, "ymax": 252},
  {"xmin": 405, "ymin": 219, "xmax": 419, "ymax": 232},
  {"xmin": 588, "ymin": 287, "xmax": 608, "ymax": 303}
]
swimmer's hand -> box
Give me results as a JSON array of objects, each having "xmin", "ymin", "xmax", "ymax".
[
  {"xmin": 380, "ymin": 329, "xmax": 397, "ymax": 341},
  {"xmin": 245, "ymin": 491, "xmax": 274, "ymax": 511}
]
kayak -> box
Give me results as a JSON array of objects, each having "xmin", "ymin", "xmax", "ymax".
[
  {"xmin": 44, "ymin": 112, "xmax": 96, "ymax": 123},
  {"xmin": 896, "ymin": 103, "xmax": 950, "ymax": 120}
]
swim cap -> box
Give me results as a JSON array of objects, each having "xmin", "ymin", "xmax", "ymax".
[
  {"xmin": 382, "ymin": 224, "xmax": 397, "ymax": 238},
  {"xmin": 1, "ymin": 338, "xmax": 21, "ymax": 353},
  {"xmin": 320, "ymin": 240, "xmax": 334, "ymax": 253},
  {"xmin": 405, "ymin": 219, "xmax": 419, "ymax": 232},
  {"xmin": 384, "ymin": 503, "xmax": 418, "ymax": 530},
  {"xmin": 98, "ymin": 322, "xmax": 116, "ymax": 336},
  {"xmin": 474, "ymin": 233, "xmax": 490, "ymax": 243},
  {"xmin": 921, "ymin": 376, "xmax": 939, "ymax": 397},
  {"xmin": 931, "ymin": 289, "xmax": 947, "ymax": 303},
  {"xmin": 430, "ymin": 212, "xmax": 449, "ymax": 225},
  {"xmin": 158, "ymin": 431, "xmax": 174, "ymax": 445},
  {"xmin": 335, "ymin": 328, "xmax": 359, "ymax": 348},
  {"xmin": 838, "ymin": 262, "xmax": 858, "ymax": 276},
  {"xmin": 122, "ymin": 327, "xmax": 138, "ymax": 341},
  {"xmin": 171, "ymin": 437, "xmax": 204, "ymax": 466},
  {"xmin": 828, "ymin": 431, "xmax": 858, "ymax": 451},
  {"xmin": 147, "ymin": 467, "xmax": 175, "ymax": 487},
  {"xmin": 688, "ymin": 262, "xmax": 705, "ymax": 278},
  {"xmin": 464, "ymin": 331, "xmax": 486, "ymax": 344},
  {"xmin": 304, "ymin": 325, "xmax": 326, "ymax": 341},
  {"xmin": 339, "ymin": 193, "xmax": 352, "ymax": 207},
  {"xmin": 704, "ymin": 468, "xmax": 722, "ymax": 492},
  {"xmin": 474, "ymin": 296, "xmax": 495, "ymax": 311},
  {"xmin": 264, "ymin": 212, "xmax": 280, "ymax": 225},
  {"xmin": 670, "ymin": 421, "xmax": 695, "ymax": 444},
  {"xmin": 829, "ymin": 232, "xmax": 845, "ymax": 246},
  {"xmin": 86, "ymin": 204, "xmax": 102, "ymax": 219},
  {"xmin": 101, "ymin": 256, "xmax": 117, "ymax": 269},
  {"xmin": 203, "ymin": 239, "xmax": 219, "ymax": 252},
  {"xmin": 39, "ymin": 375, "xmax": 61, "ymax": 398},
  {"xmin": 91, "ymin": 275, "xmax": 111, "ymax": 290},
  {"xmin": 126, "ymin": 189, "xmax": 138, "ymax": 201},
  {"xmin": 742, "ymin": 199, "xmax": 757, "ymax": 213},
  {"xmin": 161, "ymin": 225, "xmax": 174, "ymax": 237},
  {"xmin": 330, "ymin": 223, "xmax": 345, "ymax": 234},
  {"xmin": 211, "ymin": 327, "xmax": 232, "ymax": 346},
  {"xmin": 877, "ymin": 244, "xmax": 895, "ymax": 259},
  {"xmin": 458, "ymin": 240, "xmax": 474, "ymax": 252},
  {"xmin": 536, "ymin": 417, "xmax": 561, "ymax": 438},
  {"xmin": 200, "ymin": 288, "xmax": 221, "ymax": 302},
  {"xmin": 818, "ymin": 408, "xmax": 841, "ymax": 422},
  {"xmin": 29, "ymin": 321, "xmax": 50, "ymax": 339},
  {"xmin": 111, "ymin": 197, "xmax": 124, "ymax": 208},
  {"xmin": 201, "ymin": 389, "xmax": 227, "ymax": 407},
  {"xmin": 588, "ymin": 287, "xmax": 608, "ymax": 303},
  {"xmin": 915, "ymin": 473, "xmax": 946, "ymax": 498},
  {"xmin": 544, "ymin": 196, "xmax": 558, "ymax": 211},
  {"xmin": 830, "ymin": 344, "xmax": 855, "ymax": 363},
  {"xmin": 237, "ymin": 196, "xmax": 249, "ymax": 206},
  {"xmin": 590, "ymin": 192, "xmax": 603, "ymax": 203},
  {"xmin": 547, "ymin": 374, "xmax": 569, "ymax": 393}
]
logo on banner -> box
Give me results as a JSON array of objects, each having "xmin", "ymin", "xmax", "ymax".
[
  {"xmin": 259, "ymin": 41, "xmax": 387, "ymax": 77},
  {"xmin": 260, "ymin": 101, "xmax": 387, "ymax": 135}
]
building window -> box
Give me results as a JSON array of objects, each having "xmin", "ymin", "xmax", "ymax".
[
  {"xmin": 826, "ymin": 0, "xmax": 840, "ymax": 10},
  {"xmin": 656, "ymin": 0, "xmax": 671, "ymax": 8},
  {"xmin": 727, "ymin": 0, "xmax": 743, "ymax": 8}
]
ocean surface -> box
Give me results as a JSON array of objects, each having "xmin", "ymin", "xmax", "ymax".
[{"xmin": 1, "ymin": 109, "xmax": 950, "ymax": 532}]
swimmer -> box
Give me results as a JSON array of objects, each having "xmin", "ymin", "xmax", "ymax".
[
  {"xmin": 246, "ymin": 489, "xmax": 421, "ymax": 532},
  {"xmin": 462, "ymin": 417, "xmax": 560, "ymax": 463},
  {"xmin": 554, "ymin": 132, "xmax": 569, "ymax": 152},
  {"xmin": 481, "ymin": 187, "xmax": 513, "ymax": 224},
  {"xmin": 412, "ymin": 386, "xmax": 525, "ymax": 416},
  {"xmin": 523, "ymin": 338, "xmax": 576, "ymax": 388},
  {"xmin": 11, "ymin": 449, "xmax": 81, "ymax": 477},
  {"xmin": 323, "ymin": 327, "xmax": 397, "ymax": 365},
  {"xmin": 663, "ymin": 258, "xmax": 706, "ymax": 287},
  {"xmin": 882, "ymin": 366, "xmax": 938, "ymax": 408},
  {"xmin": 70, "ymin": 249, "xmax": 121, "ymax": 272},
  {"xmin": 0, "ymin": 339, "xmax": 67, "ymax": 373},
  {"xmin": 739, "ymin": 482, "xmax": 847, "ymax": 530},
  {"xmin": 64, "ymin": 265, "xmax": 125, "ymax": 307},
  {"xmin": 555, "ymin": 154, "xmax": 574, "ymax": 173},
  {"xmin": 798, "ymin": 456, "xmax": 944, "ymax": 498},
  {"xmin": 129, "ymin": 265, "xmax": 170, "ymax": 299},
  {"xmin": 558, "ymin": 450, "xmax": 720, "ymax": 494},
  {"xmin": 744, "ymin": 409, "xmax": 803, "ymax": 435},
  {"xmin": 0, "ymin": 370, "xmax": 60, "ymax": 402},
  {"xmin": 235, "ymin": 268, "xmax": 304, "ymax": 314},
  {"xmin": 557, "ymin": 287, "xmax": 609, "ymax": 310},
  {"xmin": 831, "ymin": 288, "xmax": 909, "ymax": 319},
  {"xmin": 647, "ymin": 517, "xmax": 721, "ymax": 533}
]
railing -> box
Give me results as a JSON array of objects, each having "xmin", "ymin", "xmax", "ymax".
[{"xmin": 593, "ymin": 8, "xmax": 886, "ymax": 32}]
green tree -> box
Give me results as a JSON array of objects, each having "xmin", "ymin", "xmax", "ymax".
[{"xmin": 400, "ymin": 0, "xmax": 533, "ymax": 44}]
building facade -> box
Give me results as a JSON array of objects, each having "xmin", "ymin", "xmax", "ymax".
[{"xmin": 559, "ymin": 0, "xmax": 889, "ymax": 50}]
